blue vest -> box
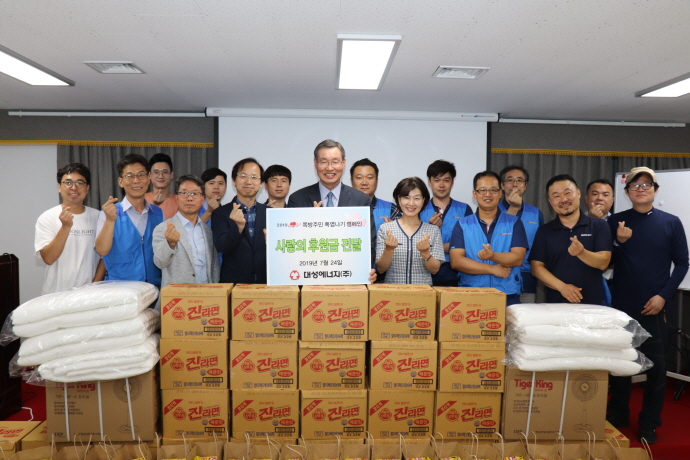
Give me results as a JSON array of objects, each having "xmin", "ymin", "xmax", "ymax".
[
  {"xmin": 457, "ymin": 213, "xmax": 522, "ymax": 295},
  {"xmin": 372, "ymin": 197, "xmax": 393, "ymax": 235},
  {"xmin": 104, "ymin": 203, "xmax": 163, "ymax": 287},
  {"xmin": 498, "ymin": 202, "xmax": 541, "ymax": 273},
  {"xmin": 420, "ymin": 199, "xmax": 471, "ymax": 262}
]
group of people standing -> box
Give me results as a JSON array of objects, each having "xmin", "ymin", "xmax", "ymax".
[{"xmin": 35, "ymin": 139, "xmax": 687, "ymax": 444}]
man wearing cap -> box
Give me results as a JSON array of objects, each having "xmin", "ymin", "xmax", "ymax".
[{"xmin": 606, "ymin": 167, "xmax": 689, "ymax": 444}]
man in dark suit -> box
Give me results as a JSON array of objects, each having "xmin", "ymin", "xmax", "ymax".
[
  {"xmin": 288, "ymin": 139, "xmax": 376, "ymax": 264},
  {"xmin": 212, "ymin": 157, "xmax": 267, "ymax": 283}
]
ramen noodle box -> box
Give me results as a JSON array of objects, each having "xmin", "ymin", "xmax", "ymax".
[
  {"xmin": 434, "ymin": 392, "xmax": 501, "ymax": 440},
  {"xmin": 433, "ymin": 287, "xmax": 505, "ymax": 343},
  {"xmin": 161, "ymin": 284, "xmax": 233, "ymax": 339},
  {"xmin": 438, "ymin": 342, "xmax": 505, "ymax": 392},
  {"xmin": 160, "ymin": 338, "xmax": 228, "ymax": 389},
  {"xmin": 230, "ymin": 341, "xmax": 298, "ymax": 390},
  {"xmin": 301, "ymin": 285, "xmax": 369, "ymax": 341},
  {"xmin": 369, "ymin": 341, "xmax": 438, "ymax": 391}
]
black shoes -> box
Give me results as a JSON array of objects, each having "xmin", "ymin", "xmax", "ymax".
[{"xmin": 638, "ymin": 428, "xmax": 657, "ymax": 445}]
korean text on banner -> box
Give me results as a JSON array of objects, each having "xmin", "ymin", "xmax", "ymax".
[{"xmin": 266, "ymin": 207, "xmax": 371, "ymax": 285}]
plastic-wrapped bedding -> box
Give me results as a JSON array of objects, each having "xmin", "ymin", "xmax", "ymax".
[
  {"xmin": 506, "ymin": 304, "xmax": 632, "ymax": 329},
  {"xmin": 507, "ymin": 343, "xmax": 639, "ymax": 362},
  {"xmin": 9, "ymin": 281, "xmax": 158, "ymax": 326},
  {"xmin": 37, "ymin": 334, "xmax": 160, "ymax": 382},
  {"xmin": 507, "ymin": 354, "xmax": 652, "ymax": 376},
  {"xmin": 17, "ymin": 309, "xmax": 159, "ymax": 366},
  {"xmin": 505, "ymin": 324, "xmax": 650, "ymax": 349}
]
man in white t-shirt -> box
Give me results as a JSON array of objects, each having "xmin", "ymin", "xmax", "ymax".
[{"xmin": 35, "ymin": 163, "xmax": 102, "ymax": 294}]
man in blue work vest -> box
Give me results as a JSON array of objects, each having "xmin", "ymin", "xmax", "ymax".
[
  {"xmin": 449, "ymin": 171, "xmax": 528, "ymax": 306},
  {"xmin": 420, "ymin": 160, "xmax": 473, "ymax": 286},
  {"xmin": 498, "ymin": 165, "xmax": 544, "ymax": 303},
  {"xmin": 350, "ymin": 158, "xmax": 400, "ymax": 236},
  {"xmin": 95, "ymin": 153, "xmax": 164, "ymax": 288}
]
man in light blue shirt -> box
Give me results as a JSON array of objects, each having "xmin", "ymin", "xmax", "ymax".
[{"xmin": 153, "ymin": 175, "xmax": 220, "ymax": 288}]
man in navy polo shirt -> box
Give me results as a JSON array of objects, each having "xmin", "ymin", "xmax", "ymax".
[
  {"xmin": 529, "ymin": 174, "xmax": 612, "ymax": 305},
  {"xmin": 449, "ymin": 171, "xmax": 528, "ymax": 306},
  {"xmin": 606, "ymin": 167, "xmax": 688, "ymax": 444}
]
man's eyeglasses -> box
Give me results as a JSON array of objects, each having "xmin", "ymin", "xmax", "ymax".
[
  {"xmin": 504, "ymin": 178, "xmax": 526, "ymax": 185},
  {"xmin": 475, "ymin": 188, "xmax": 501, "ymax": 195},
  {"xmin": 317, "ymin": 160, "xmax": 343, "ymax": 167},
  {"xmin": 179, "ymin": 191, "xmax": 203, "ymax": 198},
  {"xmin": 121, "ymin": 173, "xmax": 149, "ymax": 181},
  {"xmin": 238, "ymin": 173, "xmax": 261, "ymax": 182},
  {"xmin": 628, "ymin": 183, "xmax": 654, "ymax": 191},
  {"xmin": 61, "ymin": 180, "xmax": 87, "ymax": 188}
]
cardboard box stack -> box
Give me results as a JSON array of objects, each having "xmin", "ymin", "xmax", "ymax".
[
  {"xmin": 367, "ymin": 285, "xmax": 437, "ymax": 438},
  {"xmin": 160, "ymin": 283, "xmax": 233, "ymax": 440},
  {"xmin": 433, "ymin": 287, "xmax": 507, "ymax": 441},
  {"xmin": 300, "ymin": 285, "xmax": 369, "ymax": 440},
  {"xmin": 231, "ymin": 284, "xmax": 301, "ymax": 439}
]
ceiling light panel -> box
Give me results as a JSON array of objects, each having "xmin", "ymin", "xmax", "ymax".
[
  {"xmin": 337, "ymin": 34, "xmax": 402, "ymax": 90},
  {"xmin": 0, "ymin": 45, "xmax": 73, "ymax": 86},
  {"xmin": 432, "ymin": 66, "xmax": 490, "ymax": 79},
  {"xmin": 636, "ymin": 72, "xmax": 690, "ymax": 98}
]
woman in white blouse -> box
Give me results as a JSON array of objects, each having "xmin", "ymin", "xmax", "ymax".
[{"xmin": 375, "ymin": 177, "xmax": 445, "ymax": 285}]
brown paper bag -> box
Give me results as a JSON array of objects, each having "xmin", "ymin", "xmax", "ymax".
[
  {"xmin": 401, "ymin": 438, "xmax": 435, "ymax": 460},
  {"xmin": 492, "ymin": 440, "xmax": 527, "ymax": 460},
  {"xmin": 340, "ymin": 442, "xmax": 368, "ymax": 460},
  {"xmin": 305, "ymin": 443, "xmax": 338, "ymax": 460},
  {"xmin": 557, "ymin": 444, "xmax": 587, "ymax": 460},
  {"xmin": 616, "ymin": 447, "xmax": 650, "ymax": 460},
  {"xmin": 589, "ymin": 444, "xmax": 617, "ymax": 460},
  {"xmin": 86, "ymin": 444, "xmax": 122, "ymax": 460},
  {"xmin": 526, "ymin": 444, "xmax": 558, "ymax": 460},
  {"xmin": 247, "ymin": 442, "xmax": 279, "ymax": 460},
  {"xmin": 9, "ymin": 445, "xmax": 57, "ymax": 460},
  {"xmin": 113, "ymin": 443, "xmax": 150, "ymax": 460},
  {"xmin": 280, "ymin": 445, "xmax": 307, "ymax": 460},
  {"xmin": 223, "ymin": 441, "xmax": 248, "ymax": 460},
  {"xmin": 187, "ymin": 442, "xmax": 224, "ymax": 460},
  {"xmin": 371, "ymin": 440, "xmax": 401, "ymax": 460},
  {"xmin": 55, "ymin": 445, "xmax": 91, "ymax": 460},
  {"xmin": 159, "ymin": 440, "xmax": 190, "ymax": 460}
]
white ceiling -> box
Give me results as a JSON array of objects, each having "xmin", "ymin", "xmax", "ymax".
[{"xmin": 2, "ymin": 0, "xmax": 690, "ymax": 122}]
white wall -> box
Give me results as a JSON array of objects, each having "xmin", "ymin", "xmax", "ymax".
[
  {"xmin": 0, "ymin": 145, "xmax": 58, "ymax": 303},
  {"xmin": 218, "ymin": 117, "xmax": 487, "ymax": 208}
]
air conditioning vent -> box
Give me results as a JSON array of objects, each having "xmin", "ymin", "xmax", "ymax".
[
  {"xmin": 83, "ymin": 61, "xmax": 145, "ymax": 74},
  {"xmin": 432, "ymin": 66, "xmax": 489, "ymax": 79}
]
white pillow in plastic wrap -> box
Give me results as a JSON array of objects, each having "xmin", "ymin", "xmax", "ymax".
[
  {"xmin": 11, "ymin": 281, "xmax": 158, "ymax": 325},
  {"xmin": 507, "ymin": 343, "xmax": 639, "ymax": 361},
  {"xmin": 509, "ymin": 356, "xmax": 644, "ymax": 376},
  {"xmin": 17, "ymin": 309, "xmax": 159, "ymax": 366},
  {"xmin": 508, "ymin": 324, "xmax": 635, "ymax": 349},
  {"xmin": 507, "ymin": 303, "xmax": 632, "ymax": 329},
  {"xmin": 38, "ymin": 334, "xmax": 159, "ymax": 381}
]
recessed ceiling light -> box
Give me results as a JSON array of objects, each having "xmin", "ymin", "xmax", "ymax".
[
  {"xmin": 432, "ymin": 66, "xmax": 490, "ymax": 79},
  {"xmin": 336, "ymin": 34, "xmax": 402, "ymax": 90},
  {"xmin": 83, "ymin": 61, "xmax": 145, "ymax": 74},
  {"xmin": 0, "ymin": 45, "xmax": 73, "ymax": 86},
  {"xmin": 636, "ymin": 72, "xmax": 690, "ymax": 98}
]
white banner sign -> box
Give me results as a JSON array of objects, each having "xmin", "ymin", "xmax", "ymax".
[{"xmin": 266, "ymin": 207, "xmax": 371, "ymax": 285}]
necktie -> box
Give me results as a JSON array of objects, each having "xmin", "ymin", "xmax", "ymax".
[{"xmin": 326, "ymin": 191, "xmax": 334, "ymax": 207}]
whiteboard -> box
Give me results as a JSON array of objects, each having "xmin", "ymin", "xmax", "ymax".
[
  {"xmin": 614, "ymin": 169, "xmax": 690, "ymax": 290},
  {"xmin": 218, "ymin": 117, "xmax": 487, "ymax": 209}
]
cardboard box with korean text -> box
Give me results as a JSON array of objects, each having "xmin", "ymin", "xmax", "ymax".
[
  {"xmin": 160, "ymin": 338, "xmax": 228, "ymax": 389},
  {"xmin": 368, "ymin": 285, "xmax": 436, "ymax": 341},
  {"xmin": 230, "ymin": 341, "xmax": 297, "ymax": 390},
  {"xmin": 438, "ymin": 342, "xmax": 505, "ymax": 392},
  {"xmin": 368, "ymin": 390, "xmax": 435, "ymax": 438},
  {"xmin": 501, "ymin": 367, "xmax": 607, "ymax": 440},
  {"xmin": 434, "ymin": 287, "xmax": 505, "ymax": 342},
  {"xmin": 301, "ymin": 390, "xmax": 368, "ymax": 439},
  {"xmin": 370, "ymin": 341, "xmax": 437, "ymax": 391},
  {"xmin": 161, "ymin": 284, "xmax": 233, "ymax": 339},
  {"xmin": 46, "ymin": 369, "xmax": 158, "ymax": 442},
  {"xmin": 19, "ymin": 421, "xmax": 47, "ymax": 450},
  {"xmin": 605, "ymin": 420, "xmax": 630, "ymax": 448},
  {"xmin": 231, "ymin": 285, "xmax": 300, "ymax": 340},
  {"xmin": 161, "ymin": 389, "xmax": 229, "ymax": 438},
  {"xmin": 435, "ymin": 392, "xmax": 501, "ymax": 440},
  {"xmin": 0, "ymin": 421, "xmax": 41, "ymax": 455},
  {"xmin": 301, "ymin": 285, "xmax": 368, "ymax": 341},
  {"xmin": 299, "ymin": 342, "xmax": 366, "ymax": 390},
  {"xmin": 232, "ymin": 389, "xmax": 299, "ymax": 438}
]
